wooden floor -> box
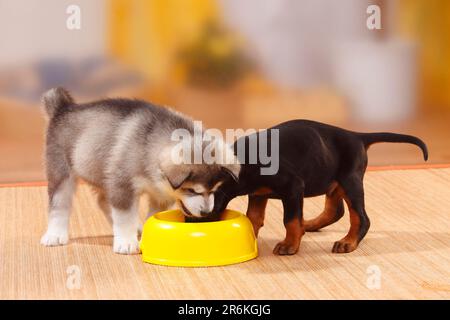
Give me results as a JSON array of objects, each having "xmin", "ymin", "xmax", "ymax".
[{"xmin": 1, "ymin": 167, "xmax": 450, "ymax": 299}]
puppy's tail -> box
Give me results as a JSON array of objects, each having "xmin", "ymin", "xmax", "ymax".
[
  {"xmin": 359, "ymin": 132, "xmax": 428, "ymax": 161},
  {"xmin": 41, "ymin": 87, "xmax": 74, "ymax": 119}
]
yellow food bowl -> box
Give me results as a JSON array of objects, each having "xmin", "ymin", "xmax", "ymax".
[{"xmin": 140, "ymin": 209, "xmax": 258, "ymax": 267}]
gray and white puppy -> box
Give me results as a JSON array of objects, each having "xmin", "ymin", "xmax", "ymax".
[{"xmin": 40, "ymin": 87, "xmax": 239, "ymax": 254}]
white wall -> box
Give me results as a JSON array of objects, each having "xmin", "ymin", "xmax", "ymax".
[
  {"xmin": 219, "ymin": 0, "xmax": 373, "ymax": 87},
  {"xmin": 0, "ymin": 0, "xmax": 106, "ymax": 67}
]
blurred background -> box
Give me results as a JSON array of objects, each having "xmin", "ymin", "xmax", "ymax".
[{"xmin": 0, "ymin": 0, "xmax": 449, "ymax": 183}]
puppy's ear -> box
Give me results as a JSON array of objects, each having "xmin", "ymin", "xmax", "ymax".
[
  {"xmin": 222, "ymin": 164, "xmax": 240, "ymax": 182},
  {"xmin": 161, "ymin": 164, "xmax": 192, "ymax": 189}
]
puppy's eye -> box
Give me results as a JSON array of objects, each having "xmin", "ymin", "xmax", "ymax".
[{"xmin": 184, "ymin": 188, "xmax": 198, "ymax": 194}]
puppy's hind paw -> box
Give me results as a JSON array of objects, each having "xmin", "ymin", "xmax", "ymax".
[
  {"xmin": 40, "ymin": 232, "xmax": 69, "ymax": 246},
  {"xmin": 113, "ymin": 236, "xmax": 140, "ymax": 255}
]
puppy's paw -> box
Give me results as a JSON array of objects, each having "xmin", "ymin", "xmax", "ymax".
[
  {"xmin": 273, "ymin": 241, "xmax": 299, "ymax": 255},
  {"xmin": 331, "ymin": 239, "xmax": 358, "ymax": 253},
  {"xmin": 113, "ymin": 236, "xmax": 140, "ymax": 254},
  {"xmin": 40, "ymin": 231, "xmax": 69, "ymax": 246}
]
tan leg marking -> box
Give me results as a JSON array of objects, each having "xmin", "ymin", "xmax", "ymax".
[
  {"xmin": 246, "ymin": 196, "xmax": 268, "ymax": 237},
  {"xmin": 273, "ymin": 218, "xmax": 305, "ymax": 255},
  {"xmin": 304, "ymin": 185, "xmax": 344, "ymax": 232}
]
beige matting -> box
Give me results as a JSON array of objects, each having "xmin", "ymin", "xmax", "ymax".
[{"xmin": 1, "ymin": 168, "xmax": 450, "ymax": 299}]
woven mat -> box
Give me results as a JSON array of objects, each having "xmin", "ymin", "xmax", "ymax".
[{"xmin": 1, "ymin": 168, "xmax": 450, "ymax": 299}]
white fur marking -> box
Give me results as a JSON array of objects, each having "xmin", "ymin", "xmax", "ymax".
[
  {"xmin": 112, "ymin": 201, "xmax": 140, "ymax": 254},
  {"xmin": 207, "ymin": 193, "xmax": 214, "ymax": 212},
  {"xmin": 192, "ymin": 184, "xmax": 206, "ymax": 194},
  {"xmin": 40, "ymin": 178, "xmax": 75, "ymax": 246},
  {"xmin": 211, "ymin": 181, "xmax": 223, "ymax": 192}
]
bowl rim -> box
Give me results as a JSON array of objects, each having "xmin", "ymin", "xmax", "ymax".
[{"xmin": 152, "ymin": 209, "xmax": 244, "ymax": 225}]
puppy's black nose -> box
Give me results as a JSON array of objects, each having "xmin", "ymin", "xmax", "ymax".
[{"xmin": 200, "ymin": 210, "xmax": 210, "ymax": 217}]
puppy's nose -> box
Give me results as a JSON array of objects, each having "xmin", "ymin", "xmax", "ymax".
[{"xmin": 200, "ymin": 210, "xmax": 210, "ymax": 217}]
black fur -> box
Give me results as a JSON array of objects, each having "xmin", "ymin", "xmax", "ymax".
[{"xmin": 213, "ymin": 120, "xmax": 428, "ymax": 254}]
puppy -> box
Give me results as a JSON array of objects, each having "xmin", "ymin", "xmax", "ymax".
[
  {"xmin": 40, "ymin": 87, "xmax": 239, "ymax": 254},
  {"xmin": 212, "ymin": 120, "xmax": 428, "ymax": 255}
]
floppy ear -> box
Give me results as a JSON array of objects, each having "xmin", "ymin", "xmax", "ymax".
[
  {"xmin": 222, "ymin": 164, "xmax": 240, "ymax": 182},
  {"xmin": 161, "ymin": 164, "xmax": 192, "ymax": 189}
]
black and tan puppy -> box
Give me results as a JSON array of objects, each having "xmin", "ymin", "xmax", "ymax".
[{"xmin": 212, "ymin": 120, "xmax": 428, "ymax": 255}]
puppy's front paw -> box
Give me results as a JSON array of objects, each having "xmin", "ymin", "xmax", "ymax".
[
  {"xmin": 40, "ymin": 231, "xmax": 69, "ymax": 246},
  {"xmin": 331, "ymin": 239, "xmax": 358, "ymax": 253},
  {"xmin": 113, "ymin": 236, "xmax": 140, "ymax": 254},
  {"xmin": 273, "ymin": 241, "xmax": 299, "ymax": 255}
]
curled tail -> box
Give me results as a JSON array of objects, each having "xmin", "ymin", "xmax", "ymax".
[
  {"xmin": 358, "ymin": 132, "xmax": 428, "ymax": 161},
  {"xmin": 41, "ymin": 87, "xmax": 74, "ymax": 118}
]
